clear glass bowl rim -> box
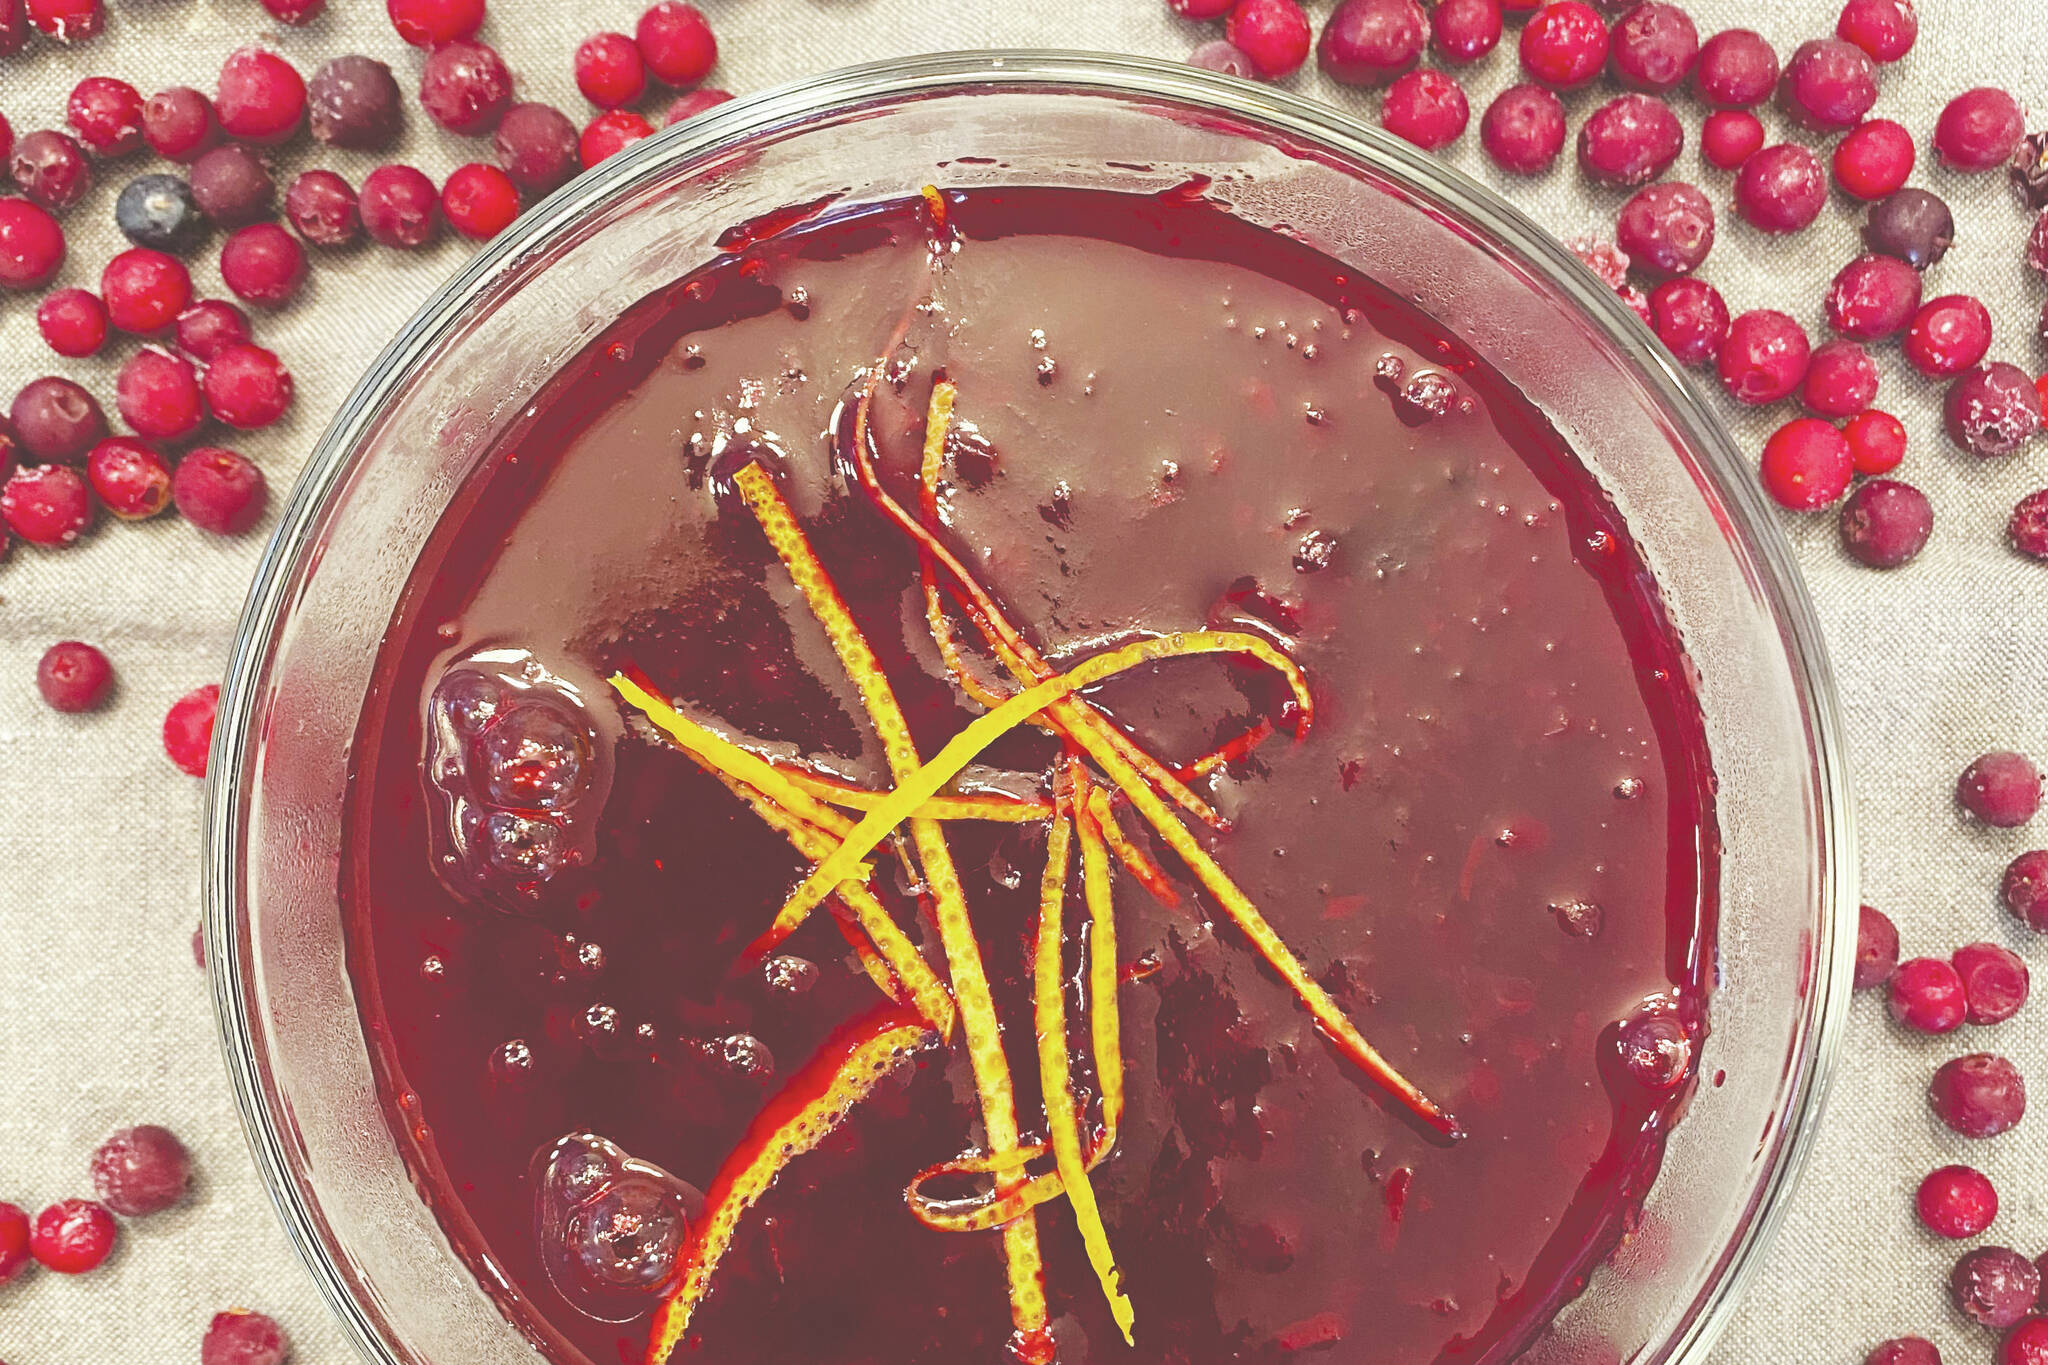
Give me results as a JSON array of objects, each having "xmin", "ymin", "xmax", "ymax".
[{"xmin": 205, "ymin": 48, "xmax": 1858, "ymax": 1365}]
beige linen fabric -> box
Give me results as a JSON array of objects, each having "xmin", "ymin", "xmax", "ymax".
[{"xmin": 1, "ymin": 1, "xmax": 2044, "ymax": 1361}]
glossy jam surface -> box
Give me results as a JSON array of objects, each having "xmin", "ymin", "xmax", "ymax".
[{"xmin": 345, "ymin": 189, "xmax": 1716, "ymax": 1365}]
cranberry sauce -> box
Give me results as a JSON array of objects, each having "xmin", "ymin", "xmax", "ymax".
[{"xmin": 344, "ymin": 187, "xmax": 1718, "ymax": 1365}]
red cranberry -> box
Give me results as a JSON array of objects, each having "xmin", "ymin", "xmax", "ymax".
[
  {"xmin": 87, "ymin": 436, "xmax": 172, "ymax": 519},
  {"xmin": 67, "ymin": 76, "xmax": 145, "ymax": 157},
  {"xmin": 174, "ymin": 445, "xmax": 266, "ymax": 534},
  {"xmin": 2013, "ymin": 492, "xmax": 2048, "ymax": 562},
  {"xmin": 2009, "ymin": 1323, "xmax": 2048, "ymax": 1365},
  {"xmin": 12, "ymin": 376, "xmax": 106, "ymax": 462},
  {"xmin": 175, "ymin": 299, "xmax": 252, "ymax": 362},
  {"xmin": 493, "ymin": 103, "xmax": 579, "ymax": 196},
  {"xmin": 1935, "ymin": 88, "xmax": 2025, "ymax": 172},
  {"xmin": 1843, "ymin": 409, "xmax": 1907, "ymax": 474},
  {"xmin": 1866, "ymin": 1341, "xmax": 1940, "ymax": 1365},
  {"xmin": 1718, "ymin": 309, "xmax": 1809, "ymax": 404},
  {"xmin": 1905, "ymin": 294, "xmax": 1993, "ymax": 377},
  {"xmin": 1227, "ymin": 0, "xmax": 1312, "ymax": 77},
  {"xmin": 102, "ymin": 248, "xmax": 192, "ymax": 334},
  {"xmin": 1890, "ymin": 957, "xmax": 1967, "ymax": 1033},
  {"xmin": 216, "ymin": 47, "xmax": 306, "ymax": 146},
  {"xmin": 1839, "ymin": 478, "xmax": 1931, "ymax": 568},
  {"xmin": 1946, "ymin": 363, "xmax": 2041, "ymax": 458},
  {"xmin": 1801, "ymin": 339, "xmax": 1878, "ymax": 417},
  {"xmin": 1952, "ymin": 942, "xmax": 2030, "ymax": 1026},
  {"xmin": 189, "ymin": 144, "xmax": 276, "ymax": 228},
  {"xmin": 0, "ymin": 1, "xmax": 20, "ymax": 55},
  {"xmin": 163, "ymin": 682, "xmax": 222, "ymax": 775},
  {"xmin": 285, "ymin": 169, "xmax": 361, "ymax": 248},
  {"xmin": 1614, "ymin": 181, "xmax": 1711, "ymax": 274},
  {"xmin": 29, "ymin": 1199, "xmax": 115, "ymax": 1273},
  {"xmin": 1955, "ymin": 1246, "xmax": 2042, "ymax": 1328},
  {"xmin": 220, "ymin": 222, "xmax": 307, "ymax": 306},
  {"xmin": 637, "ymin": 1, "xmax": 717, "ymax": 87},
  {"xmin": 662, "ymin": 89, "xmax": 731, "ymax": 125},
  {"xmin": 1918, "ymin": 1164, "xmax": 1997, "ymax": 1238},
  {"xmin": 1855, "ymin": 903, "xmax": 1900, "ymax": 988},
  {"xmin": 25, "ymin": 0, "xmax": 103, "ymax": 42},
  {"xmin": 1778, "ymin": 37, "xmax": 1876, "ymax": 131},
  {"xmin": 1318, "ymin": 0, "xmax": 1426, "ymax": 86},
  {"xmin": 1833, "ymin": 119, "xmax": 1915, "ymax": 200},
  {"xmin": 1648, "ymin": 277, "xmax": 1728, "ymax": 366},
  {"xmin": 1838, "ymin": 0, "xmax": 1916, "ymax": 62},
  {"xmin": 89, "ymin": 1124, "xmax": 192, "ymax": 1214},
  {"xmin": 1734, "ymin": 144, "xmax": 1825, "ymax": 233},
  {"xmin": 2004, "ymin": 849, "xmax": 2048, "ymax": 929},
  {"xmin": 1181, "ymin": 0, "xmax": 1243, "ymax": 22},
  {"xmin": 307, "ymin": 56, "xmax": 402, "ymax": 151},
  {"xmin": 359, "ymin": 165, "xmax": 440, "ymax": 247},
  {"xmin": 1480, "ymin": 83, "xmax": 1566, "ymax": 173},
  {"xmin": 387, "ymin": 0, "xmax": 483, "ymax": 47},
  {"xmin": 0, "ymin": 1203, "xmax": 27, "ymax": 1286},
  {"xmin": 421, "ymin": 39, "xmax": 513, "ymax": 136},
  {"xmin": 579, "ymin": 110, "xmax": 654, "ymax": 169},
  {"xmin": 1430, "ymin": 0, "xmax": 1501, "ymax": 64},
  {"xmin": 202, "ymin": 344, "xmax": 293, "ymax": 429},
  {"xmin": 1694, "ymin": 28, "xmax": 1778, "ymax": 109},
  {"xmin": 1759, "ymin": 417, "xmax": 1851, "ymax": 510},
  {"xmin": 1519, "ymin": 1, "xmax": 1608, "ymax": 89},
  {"xmin": 576, "ymin": 32, "xmax": 648, "ymax": 108},
  {"xmin": 1576, "ymin": 93, "xmax": 1682, "ymax": 186},
  {"xmin": 1379, "ymin": 70, "xmax": 1467, "ymax": 149},
  {"xmin": 143, "ymin": 87, "xmax": 219, "ymax": 162},
  {"xmin": 37, "ymin": 640, "xmax": 114, "ymax": 711},
  {"xmin": 1960, "ymin": 752, "xmax": 2044, "ymax": 827},
  {"xmin": 116, "ymin": 347, "xmax": 205, "ymax": 443},
  {"xmin": 10, "ymin": 129, "xmax": 93, "ymax": 210},
  {"xmin": 1609, "ymin": 2, "xmax": 1696, "ymax": 92},
  {"xmin": 1932, "ymin": 1052, "xmax": 2028, "ymax": 1136},
  {"xmin": 1188, "ymin": 40, "xmax": 1256, "ymax": 75},
  {"xmin": 37, "ymin": 288, "xmax": 108, "ymax": 358},
  {"xmin": 2, "ymin": 464, "xmax": 92, "ymax": 545},
  {"xmin": 443, "ymin": 162, "xmax": 521, "ymax": 240},
  {"xmin": 201, "ymin": 1310, "xmax": 289, "ymax": 1365},
  {"xmin": 1568, "ymin": 236, "xmax": 1630, "ymax": 292},
  {"xmin": 1826, "ymin": 255, "xmax": 1921, "ymax": 340},
  {"xmin": 260, "ymin": 0, "xmax": 324, "ymax": 22},
  {"xmin": 0, "ymin": 198, "xmax": 66, "ymax": 291}
]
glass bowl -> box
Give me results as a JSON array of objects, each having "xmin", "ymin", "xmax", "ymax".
[{"xmin": 207, "ymin": 51, "xmax": 1855, "ymax": 1365}]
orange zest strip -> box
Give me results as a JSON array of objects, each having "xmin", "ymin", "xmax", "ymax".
[
  {"xmin": 917, "ymin": 378, "xmax": 1019, "ymax": 714},
  {"xmin": 731, "ymin": 460, "xmax": 1050, "ymax": 1346},
  {"xmin": 1086, "ymin": 784, "xmax": 1178, "ymax": 911},
  {"xmin": 832, "ymin": 906, "xmax": 907, "ymax": 1003},
  {"xmin": 1032, "ymin": 804, "xmax": 1136, "ymax": 1342},
  {"xmin": 1074, "ymin": 777, "xmax": 1128, "ymax": 1138},
  {"xmin": 1173, "ymin": 717, "xmax": 1278, "ymax": 783},
  {"xmin": 644, "ymin": 1005, "xmax": 934, "ymax": 1365},
  {"xmin": 772, "ymin": 762, "xmax": 1051, "ymax": 823}
]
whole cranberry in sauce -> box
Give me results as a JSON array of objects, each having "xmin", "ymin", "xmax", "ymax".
[
  {"xmin": 1930, "ymin": 1053, "xmax": 2027, "ymax": 1137},
  {"xmin": 1934, "ymin": 88, "xmax": 2025, "ymax": 171},
  {"xmin": 1888, "ymin": 956, "xmax": 1965, "ymax": 1033},
  {"xmin": 1917, "ymin": 1164, "xmax": 1997, "ymax": 1239},
  {"xmin": 1480, "ymin": 83, "xmax": 1566, "ymax": 173},
  {"xmin": 1838, "ymin": 478, "xmax": 1930, "ymax": 568},
  {"xmin": 1958, "ymin": 751, "xmax": 2044, "ymax": 827},
  {"xmin": 1648, "ymin": 277, "xmax": 1729, "ymax": 366},
  {"xmin": 1694, "ymin": 28, "xmax": 1778, "ymax": 108},
  {"xmin": 1853, "ymin": 903, "xmax": 1899, "ymax": 989},
  {"xmin": 1316, "ymin": 0, "xmax": 1426, "ymax": 86},
  {"xmin": 1577, "ymin": 93, "xmax": 1683, "ymax": 186},
  {"xmin": 1777, "ymin": 37, "xmax": 1877, "ymax": 131}
]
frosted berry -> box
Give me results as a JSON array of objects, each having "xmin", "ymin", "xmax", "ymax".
[
  {"xmin": 308, "ymin": 56, "xmax": 402, "ymax": 151},
  {"xmin": 285, "ymin": 170, "xmax": 361, "ymax": 248},
  {"xmin": 359, "ymin": 165, "xmax": 440, "ymax": 248},
  {"xmin": 115, "ymin": 347, "xmax": 205, "ymax": 444},
  {"xmin": 87, "ymin": 436, "xmax": 172, "ymax": 519},
  {"xmin": 443, "ymin": 163, "xmax": 521, "ymax": 240},
  {"xmin": 1430, "ymin": 0, "xmax": 1501, "ymax": 64},
  {"xmin": 421, "ymin": 39, "xmax": 513, "ymax": 136},
  {"xmin": 216, "ymin": 47, "xmax": 307, "ymax": 146},
  {"xmin": 1843, "ymin": 409, "xmax": 1907, "ymax": 475},
  {"xmin": 1946, "ymin": 362, "xmax": 2040, "ymax": 458},
  {"xmin": 12, "ymin": 376, "xmax": 106, "ymax": 462},
  {"xmin": 3, "ymin": 464, "xmax": 92, "ymax": 546},
  {"xmin": 1480, "ymin": 83, "xmax": 1566, "ymax": 173},
  {"xmin": 37, "ymin": 640, "xmax": 114, "ymax": 711},
  {"xmin": 163, "ymin": 683, "xmax": 220, "ymax": 776},
  {"xmin": 1759, "ymin": 417, "xmax": 1852, "ymax": 510},
  {"xmin": 202, "ymin": 343, "xmax": 293, "ymax": 429},
  {"xmin": 662, "ymin": 89, "xmax": 732, "ymax": 125},
  {"xmin": 0, "ymin": 1203, "xmax": 27, "ymax": 1285},
  {"xmin": 637, "ymin": 2, "xmax": 717, "ymax": 87},
  {"xmin": 1933, "ymin": 1054, "xmax": 2028, "ymax": 1138},
  {"xmin": 67, "ymin": 76, "xmax": 145, "ymax": 157},
  {"xmin": 1718, "ymin": 309, "xmax": 1809, "ymax": 404},
  {"xmin": 25, "ymin": 0, "xmax": 104, "ymax": 43},
  {"xmin": 1953, "ymin": 943, "xmax": 2029, "ymax": 1025},
  {"xmin": 2009, "ymin": 1322, "xmax": 2048, "ymax": 1365},
  {"xmin": 1855, "ymin": 904, "xmax": 1899, "ymax": 988},
  {"xmin": 1694, "ymin": 28, "xmax": 1778, "ymax": 108},
  {"xmin": 1317, "ymin": 0, "xmax": 1426, "ymax": 87},
  {"xmin": 1904, "ymin": 295, "xmax": 1993, "ymax": 377},
  {"xmin": 1577, "ymin": 93, "xmax": 1682, "ymax": 186},
  {"xmin": 1380, "ymin": 70, "xmax": 1467, "ymax": 149},
  {"xmin": 89, "ymin": 1125, "xmax": 192, "ymax": 1215},
  {"xmin": 1867, "ymin": 1340, "xmax": 1941, "ymax": 1365},
  {"xmin": 1614, "ymin": 181, "xmax": 1710, "ymax": 274},
  {"xmin": 142, "ymin": 87, "xmax": 219, "ymax": 162},
  {"xmin": 1889, "ymin": 956, "xmax": 1966, "ymax": 1033},
  {"xmin": 579, "ymin": 110, "xmax": 654, "ymax": 169},
  {"xmin": 260, "ymin": 0, "xmax": 324, "ymax": 23},
  {"xmin": 1954, "ymin": 1247, "xmax": 2041, "ymax": 1328},
  {"xmin": 220, "ymin": 222, "xmax": 307, "ymax": 307},
  {"xmin": 1935, "ymin": 88, "xmax": 2024, "ymax": 172},
  {"xmin": 1826, "ymin": 255, "xmax": 1921, "ymax": 340},
  {"xmin": 1917, "ymin": 1164, "xmax": 1997, "ymax": 1239},
  {"xmin": 115, "ymin": 173, "xmax": 206, "ymax": 253},
  {"xmin": 576, "ymin": 32, "xmax": 648, "ymax": 109},
  {"xmin": 387, "ymin": 0, "xmax": 484, "ymax": 47},
  {"xmin": 1839, "ymin": 478, "xmax": 1931, "ymax": 568},
  {"xmin": 1959, "ymin": 751, "xmax": 2043, "ymax": 827},
  {"xmin": 2004, "ymin": 850, "xmax": 2048, "ymax": 929},
  {"xmin": 1778, "ymin": 38, "xmax": 1876, "ymax": 131},
  {"xmin": 174, "ymin": 446, "xmax": 266, "ymax": 534},
  {"xmin": 1734, "ymin": 144, "xmax": 1825, "ymax": 233},
  {"xmin": 37, "ymin": 288, "xmax": 109, "ymax": 358},
  {"xmin": 1832, "ymin": 119, "xmax": 1915, "ymax": 200},
  {"xmin": 201, "ymin": 1310, "xmax": 289, "ymax": 1365},
  {"xmin": 189, "ymin": 144, "xmax": 275, "ymax": 229},
  {"xmin": 1227, "ymin": 0, "xmax": 1313, "ymax": 78},
  {"xmin": 1519, "ymin": 1, "xmax": 1608, "ymax": 89},
  {"xmin": 1188, "ymin": 40, "xmax": 1256, "ymax": 76},
  {"xmin": 494, "ymin": 103, "xmax": 580, "ymax": 195},
  {"xmin": 1837, "ymin": 0, "xmax": 1917, "ymax": 62},
  {"xmin": 0, "ymin": 198, "xmax": 67, "ymax": 291},
  {"xmin": 1801, "ymin": 339, "xmax": 1878, "ymax": 417},
  {"xmin": 30, "ymin": 1200, "xmax": 115, "ymax": 1273},
  {"xmin": 2012, "ymin": 491, "xmax": 2048, "ymax": 562},
  {"xmin": 1648, "ymin": 277, "xmax": 1728, "ymax": 366},
  {"xmin": 1609, "ymin": 2, "xmax": 1696, "ymax": 92},
  {"xmin": 10, "ymin": 129, "xmax": 93, "ymax": 210},
  {"xmin": 175, "ymin": 299, "xmax": 251, "ymax": 362}
]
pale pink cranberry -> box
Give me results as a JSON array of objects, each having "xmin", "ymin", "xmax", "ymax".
[
  {"xmin": 360, "ymin": 165, "xmax": 440, "ymax": 248},
  {"xmin": 1843, "ymin": 409, "xmax": 1907, "ymax": 474},
  {"xmin": 0, "ymin": 1204, "xmax": 27, "ymax": 1285},
  {"xmin": 1615, "ymin": 181, "xmax": 1712, "ymax": 275},
  {"xmin": 36, "ymin": 288, "xmax": 108, "ymax": 358},
  {"xmin": 1855, "ymin": 904, "xmax": 1899, "ymax": 988},
  {"xmin": 1778, "ymin": 37, "xmax": 1876, "ymax": 131},
  {"xmin": 101, "ymin": 248, "xmax": 192, "ymax": 335},
  {"xmin": 163, "ymin": 683, "xmax": 220, "ymax": 776},
  {"xmin": 220, "ymin": 223, "xmax": 307, "ymax": 307},
  {"xmin": 1694, "ymin": 28, "xmax": 1778, "ymax": 108},
  {"xmin": 216, "ymin": 47, "xmax": 306, "ymax": 146},
  {"xmin": 1480, "ymin": 83, "xmax": 1566, "ymax": 173},
  {"xmin": 1931, "ymin": 1054, "xmax": 2027, "ymax": 1137},
  {"xmin": 2, "ymin": 464, "xmax": 92, "ymax": 546},
  {"xmin": 1888, "ymin": 956, "xmax": 1966, "ymax": 1033},
  {"xmin": 1959, "ymin": 751, "xmax": 2044, "ymax": 827},
  {"xmin": 2008, "ymin": 1322, "xmax": 2048, "ymax": 1365},
  {"xmin": 285, "ymin": 170, "xmax": 361, "ymax": 248},
  {"xmin": 1935, "ymin": 88, "xmax": 2025, "ymax": 171},
  {"xmin": 442, "ymin": 162, "xmax": 521, "ymax": 240},
  {"xmin": 37, "ymin": 640, "xmax": 114, "ymax": 711},
  {"xmin": 30, "ymin": 1199, "xmax": 115, "ymax": 1273},
  {"xmin": 25, "ymin": 0, "xmax": 104, "ymax": 43},
  {"xmin": 1189, "ymin": 39, "xmax": 1257, "ymax": 75},
  {"xmin": 1954, "ymin": 1246, "xmax": 2041, "ymax": 1328},
  {"xmin": 12, "ymin": 376, "xmax": 106, "ymax": 462},
  {"xmin": 494, "ymin": 102, "xmax": 580, "ymax": 195},
  {"xmin": 175, "ymin": 299, "xmax": 252, "ymax": 362},
  {"xmin": 1837, "ymin": 0, "xmax": 1917, "ymax": 62},
  {"xmin": 1718, "ymin": 308, "xmax": 1809, "ymax": 404},
  {"xmin": 1759, "ymin": 417, "xmax": 1851, "ymax": 509},
  {"xmin": 1735, "ymin": 143, "xmax": 1826, "ymax": 232},
  {"xmin": 10, "ymin": 129, "xmax": 93, "ymax": 210},
  {"xmin": 421, "ymin": 39, "xmax": 513, "ymax": 136},
  {"xmin": 1826, "ymin": 254, "xmax": 1921, "ymax": 339},
  {"xmin": 116, "ymin": 347, "xmax": 205, "ymax": 444},
  {"xmin": 386, "ymin": 0, "xmax": 484, "ymax": 47},
  {"xmin": 1430, "ymin": 0, "xmax": 1501, "ymax": 64},
  {"xmin": 1832, "ymin": 119, "xmax": 1915, "ymax": 200},
  {"xmin": 1646, "ymin": 277, "xmax": 1727, "ymax": 365},
  {"xmin": 174, "ymin": 446, "xmax": 266, "ymax": 534},
  {"xmin": 1519, "ymin": 1, "xmax": 1609, "ymax": 89},
  {"xmin": 1801, "ymin": 338, "xmax": 1878, "ymax": 417},
  {"xmin": 143, "ymin": 87, "xmax": 220, "ymax": 162},
  {"xmin": 1839, "ymin": 478, "xmax": 1931, "ymax": 568},
  {"xmin": 1904, "ymin": 294, "xmax": 1994, "ymax": 377},
  {"xmin": 90, "ymin": 1124, "xmax": 192, "ymax": 1215},
  {"xmin": 1953, "ymin": 943, "xmax": 2030, "ymax": 1025},
  {"xmin": 1609, "ymin": 2, "xmax": 1696, "ymax": 92},
  {"xmin": 576, "ymin": 32, "xmax": 647, "ymax": 109},
  {"xmin": 579, "ymin": 110, "xmax": 653, "ymax": 168},
  {"xmin": 662, "ymin": 89, "xmax": 732, "ymax": 125},
  {"xmin": 201, "ymin": 1310, "xmax": 289, "ymax": 1365},
  {"xmin": 1577, "ymin": 93, "xmax": 1682, "ymax": 186},
  {"xmin": 1946, "ymin": 363, "xmax": 2041, "ymax": 458},
  {"xmin": 202, "ymin": 343, "xmax": 293, "ymax": 429},
  {"xmin": 1866, "ymin": 1339, "xmax": 1940, "ymax": 1365},
  {"xmin": 637, "ymin": 2, "xmax": 717, "ymax": 87},
  {"xmin": 66, "ymin": 75, "xmax": 145, "ymax": 157},
  {"xmin": 1318, "ymin": 0, "xmax": 1425, "ymax": 85},
  {"xmin": 0, "ymin": 198, "xmax": 67, "ymax": 291},
  {"xmin": 1917, "ymin": 1164, "xmax": 1997, "ymax": 1238},
  {"xmin": 87, "ymin": 436, "xmax": 172, "ymax": 519},
  {"xmin": 1229, "ymin": 0, "xmax": 1313, "ymax": 77},
  {"xmin": 2003, "ymin": 850, "xmax": 2048, "ymax": 930}
]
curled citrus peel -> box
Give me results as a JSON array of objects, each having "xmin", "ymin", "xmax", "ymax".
[
  {"xmin": 771, "ymin": 760, "xmax": 1051, "ymax": 823},
  {"xmin": 1076, "ymin": 777, "xmax": 1128, "ymax": 1136},
  {"xmin": 1084, "ymin": 783, "xmax": 1178, "ymax": 911}
]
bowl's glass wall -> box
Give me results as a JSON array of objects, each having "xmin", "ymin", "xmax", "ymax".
[{"xmin": 209, "ymin": 55, "xmax": 1851, "ymax": 1365}]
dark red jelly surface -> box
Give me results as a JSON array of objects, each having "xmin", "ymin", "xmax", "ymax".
[{"xmin": 344, "ymin": 187, "xmax": 1717, "ymax": 1365}]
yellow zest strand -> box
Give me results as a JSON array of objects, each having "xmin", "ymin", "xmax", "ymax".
[
  {"xmin": 833, "ymin": 907, "xmax": 907, "ymax": 1003},
  {"xmin": 918, "ymin": 378, "xmax": 1018, "ymax": 714},
  {"xmin": 1075, "ymin": 780, "xmax": 1127, "ymax": 1137},
  {"xmin": 732, "ymin": 461, "xmax": 1050, "ymax": 1347},
  {"xmin": 645, "ymin": 1007, "xmax": 934, "ymax": 1365},
  {"xmin": 1032, "ymin": 807, "xmax": 1136, "ymax": 1343},
  {"xmin": 1087, "ymin": 784, "xmax": 1178, "ymax": 911},
  {"xmin": 773, "ymin": 762, "xmax": 1051, "ymax": 823}
]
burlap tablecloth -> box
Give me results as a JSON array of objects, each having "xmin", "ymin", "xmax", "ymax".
[{"xmin": 2, "ymin": 0, "xmax": 2044, "ymax": 1360}]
